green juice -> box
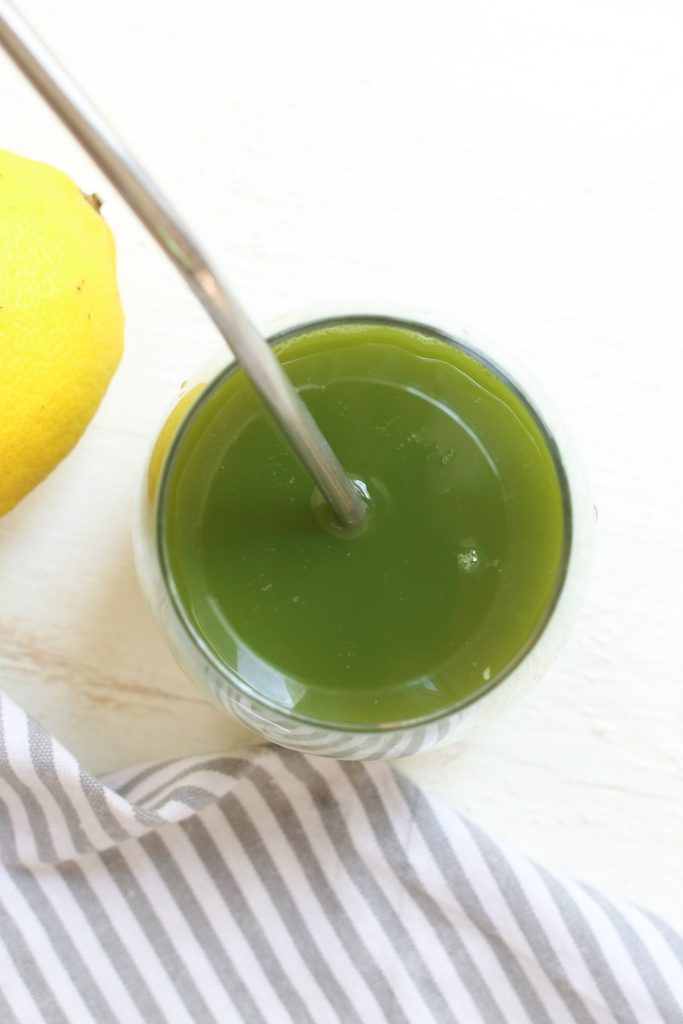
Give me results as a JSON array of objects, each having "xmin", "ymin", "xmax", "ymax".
[{"xmin": 162, "ymin": 320, "xmax": 567, "ymax": 727}]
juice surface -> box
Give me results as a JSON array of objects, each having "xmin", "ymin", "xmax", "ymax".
[{"xmin": 163, "ymin": 320, "xmax": 567, "ymax": 726}]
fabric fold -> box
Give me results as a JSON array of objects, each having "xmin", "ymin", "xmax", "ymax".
[{"xmin": 0, "ymin": 690, "xmax": 681, "ymax": 1024}]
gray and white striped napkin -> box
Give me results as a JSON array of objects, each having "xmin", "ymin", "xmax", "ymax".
[{"xmin": 0, "ymin": 690, "xmax": 681, "ymax": 1024}]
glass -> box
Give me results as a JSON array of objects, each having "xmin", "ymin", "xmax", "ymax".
[{"xmin": 134, "ymin": 309, "xmax": 590, "ymax": 760}]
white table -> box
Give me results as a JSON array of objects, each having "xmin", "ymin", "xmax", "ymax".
[{"xmin": 1, "ymin": 0, "xmax": 681, "ymax": 923}]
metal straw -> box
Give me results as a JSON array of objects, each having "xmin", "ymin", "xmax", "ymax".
[{"xmin": 0, "ymin": 1, "xmax": 366, "ymax": 529}]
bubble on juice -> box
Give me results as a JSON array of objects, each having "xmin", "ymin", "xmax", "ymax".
[
  {"xmin": 311, "ymin": 478, "xmax": 369, "ymax": 539},
  {"xmin": 457, "ymin": 548, "xmax": 480, "ymax": 573},
  {"xmin": 310, "ymin": 475, "xmax": 385, "ymax": 541},
  {"xmin": 352, "ymin": 478, "xmax": 371, "ymax": 502}
]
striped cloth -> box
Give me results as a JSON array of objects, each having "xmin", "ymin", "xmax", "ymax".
[{"xmin": 0, "ymin": 691, "xmax": 681, "ymax": 1024}]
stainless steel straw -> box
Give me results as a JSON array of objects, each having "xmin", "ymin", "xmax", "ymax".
[{"xmin": 0, "ymin": 1, "xmax": 366, "ymax": 529}]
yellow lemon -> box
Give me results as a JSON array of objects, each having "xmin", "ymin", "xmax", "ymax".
[
  {"xmin": 0, "ymin": 148, "xmax": 124, "ymax": 515},
  {"xmin": 146, "ymin": 383, "xmax": 204, "ymax": 504}
]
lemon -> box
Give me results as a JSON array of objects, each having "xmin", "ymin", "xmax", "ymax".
[
  {"xmin": 0, "ymin": 148, "xmax": 124, "ymax": 515},
  {"xmin": 146, "ymin": 383, "xmax": 204, "ymax": 503}
]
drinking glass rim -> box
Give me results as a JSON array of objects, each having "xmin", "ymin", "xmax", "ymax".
[{"xmin": 156, "ymin": 312, "xmax": 574, "ymax": 734}]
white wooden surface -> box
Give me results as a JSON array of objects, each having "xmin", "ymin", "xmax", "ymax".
[{"xmin": 1, "ymin": 0, "xmax": 682, "ymax": 922}]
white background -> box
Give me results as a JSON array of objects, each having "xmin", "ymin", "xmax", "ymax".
[{"xmin": 1, "ymin": 0, "xmax": 681, "ymax": 922}]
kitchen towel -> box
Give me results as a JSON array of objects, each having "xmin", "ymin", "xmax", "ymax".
[{"xmin": 0, "ymin": 689, "xmax": 681, "ymax": 1024}]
